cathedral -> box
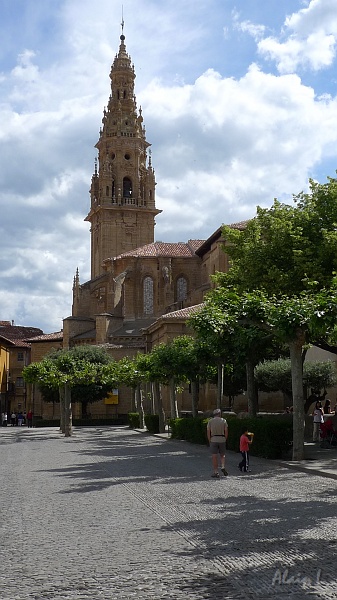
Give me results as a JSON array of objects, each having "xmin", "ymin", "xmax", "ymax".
[
  {"xmin": 59, "ymin": 30, "xmax": 245, "ymax": 417},
  {"xmin": 6, "ymin": 30, "xmax": 333, "ymax": 421}
]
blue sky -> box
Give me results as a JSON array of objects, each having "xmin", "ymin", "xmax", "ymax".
[{"xmin": 1, "ymin": 0, "xmax": 337, "ymax": 333}]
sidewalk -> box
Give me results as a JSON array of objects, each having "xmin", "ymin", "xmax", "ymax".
[
  {"xmin": 279, "ymin": 441, "xmax": 337, "ymax": 480},
  {"xmin": 152, "ymin": 430, "xmax": 337, "ymax": 480},
  {"xmin": 0, "ymin": 425, "xmax": 336, "ymax": 599}
]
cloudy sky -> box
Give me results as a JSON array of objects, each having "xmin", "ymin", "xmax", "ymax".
[{"xmin": 1, "ymin": 0, "xmax": 337, "ymax": 333}]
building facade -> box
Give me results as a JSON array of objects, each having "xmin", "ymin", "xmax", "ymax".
[
  {"xmin": 10, "ymin": 32, "xmax": 251, "ymax": 419},
  {"xmin": 0, "ymin": 322, "xmax": 43, "ymax": 417},
  {"xmin": 57, "ymin": 31, "xmax": 251, "ymax": 418}
]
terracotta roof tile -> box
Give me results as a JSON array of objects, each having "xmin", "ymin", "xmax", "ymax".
[
  {"xmin": 162, "ymin": 304, "xmax": 203, "ymax": 320},
  {"xmin": 145, "ymin": 304, "xmax": 204, "ymax": 330},
  {"xmin": 0, "ymin": 336, "xmax": 31, "ymax": 348},
  {"xmin": 0, "ymin": 326, "xmax": 43, "ymax": 341},
  {"xmin": 113, "ymin": 240, "xmax": 205, "ymax": 260},
  {"xmin": 26, "ymin": 331, "xmax": 63, "ymax": 342}
]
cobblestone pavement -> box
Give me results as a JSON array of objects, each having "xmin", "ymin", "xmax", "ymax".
[{"xmin": 0, "ymin": 426, "xmax": 336, "ymax": 600}]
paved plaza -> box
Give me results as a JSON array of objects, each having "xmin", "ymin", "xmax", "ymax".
[{"xmin": 0, "ymin": 425, "xmax": 336, "ymax": 600}]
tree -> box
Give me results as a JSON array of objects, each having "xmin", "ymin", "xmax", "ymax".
[
  {"xmin": 115, "ymin": 354, "xmax": 152, "ymax": 429},
  {"xmin": 221, "ymin": 178, "xmax": 337, "ymax": 296},
  {"xmin": 211, "ymin": 177, "xmax": 337, "ymax": 458},
  {"xmin": 189, "ymin": 298, "xmax": 284, "ymax": 415},
  {"xmin": 23, "ymin": 346, "xmax": 117, "ymax": 436},
  {"xmin": 255, "ymin": 358, "xmax": 337, "ymax": 411},
  {"xmin": 38, "ymin": 346, "xmax": 116, "ymax": 417},
  {"xmin": 193, "ymin": 283, "xmax": 337, "ymax": 459}
]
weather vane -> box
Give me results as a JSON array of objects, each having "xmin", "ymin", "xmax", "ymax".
[{"xmin": 121, "ymin": 5, "xmax": 124, "ymax": 35}]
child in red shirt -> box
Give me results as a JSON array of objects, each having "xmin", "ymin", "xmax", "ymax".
[{"xmin": 238, "ymin": 428, "xmax": 254, "ymax": 473}]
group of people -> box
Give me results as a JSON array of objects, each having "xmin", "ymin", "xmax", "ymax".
[
  {"xmin": 312, "ymin": 398, "xmax": 336, "ymax": 442},
  {"xmin": 206, "ymin": 408, "xmax": 254, "ymax": 478},
  {"xmin": 1, "ymin": 410, "xmax": 33, "ymax": 427}
]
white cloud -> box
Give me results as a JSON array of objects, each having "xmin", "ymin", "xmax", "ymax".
[
  {"xmin": 257, "ymin": 0, "xmax": 337, "ymax": 73},
  {"xmin": 232, "ymin": 9, "xmax": 266, "ymax": 42},
  {"xmin": 143, "ymin": 64, "xmax": 337, "ymax": 239},
  {"xmin": 1, "ymin": 0, "xmax": 337, "ymax": 332}
]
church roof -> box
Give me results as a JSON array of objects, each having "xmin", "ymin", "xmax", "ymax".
[
  {"xmin": 0, "ymin": 325, "xmax": 43, "ymax": 339},
  {"xmin": 0, "ymin": 336, "xmax": 31, "ymax": 348},
  {"xmin": 161, "ymin": 304, "xmax": 203, "ymax": 320},
  {"xmin": 25, "ymin": 331, "xmax": 63, "ymax": 342},
  {"xmin": 113, "ymin": 240, "xmax": 205, "ymax": 260},
  {"xmin": 143, "ymin": 305, "xmax": 203, "ymax": 333},
  {"xmin": 109, "ymin": 318, "xmax": 158, "ymax": 338},
  {"xmin": 0, "ymin": 325, "xmax": 43, "ymax": 348}
]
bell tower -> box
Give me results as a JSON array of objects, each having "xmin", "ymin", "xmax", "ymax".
[{"xmin": 86, "ymin": 28, "xmax": 161, "ymax": 279}]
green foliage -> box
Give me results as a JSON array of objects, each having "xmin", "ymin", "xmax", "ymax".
[
  {"xmin": 169, "ymin": 416, "xmax": 292, "ymax": 459},
  {"xmin": 255, "ymin": 358, "xmax": 293, "ymax": 394},
  {"xmin": 255, "ymin": 358, "xmax": 337, "ymax": 395},
  {"xmin": 23, "ymin": 345, "xmax": 117, "ymax": 388},
  {"xmin": 227, "ymin": 417, "xmax": 293, "ymax": 459},
  {"xmin": 303, "ymin": 360, "xmax": 337, "ymax": 390},
  {"xmin": 23, "ymin": 345, "xmax": 118, "ymax": 412},
  {"xmin": 169, "ymin": 417, "xmax": 209, "ymax": 444},
  {"xmin": 144, "ymin": 414, "xmax": 160, "ymax": 434},
  {"xmin": 128, "ymin": 412, "xmax": 140, "ymax": 428},
  {"xmin": 222, "ymin": 178, "xmax": 337, "ymax": 296}
]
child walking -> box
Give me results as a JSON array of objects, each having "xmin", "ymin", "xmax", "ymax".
[{"xmin": 238, "ymin": 428, "xmax": 254, "ymax": 473}]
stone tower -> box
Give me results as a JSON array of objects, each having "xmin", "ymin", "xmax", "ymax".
[{"xmin": 86, "ymin": 30, "xmax": 161, "ymax": 279}]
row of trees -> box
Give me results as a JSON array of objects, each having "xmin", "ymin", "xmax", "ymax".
[
  {"xmin": 24, "ymin": 176, "xmax": 337, "ymax": 459},
  {"xmin": 188, "ymin": 176, "xmax": 337, "ymax": 459}
]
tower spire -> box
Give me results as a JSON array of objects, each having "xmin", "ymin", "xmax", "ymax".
[{"xmin": 85, "ymin": 26, "xmax": 161, "ymax": 278}]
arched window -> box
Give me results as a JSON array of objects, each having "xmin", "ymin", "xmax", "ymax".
[
  {"xmin": 123, "ymin": 177, "xmax": 132, "ymax": 198},
  {"xmin": 143, "ymin": 276, "xmax": 154, "ymax": 315},
  {"xmin": 176, "ymin": 276, "xmax": 187, "ymax": 302}
]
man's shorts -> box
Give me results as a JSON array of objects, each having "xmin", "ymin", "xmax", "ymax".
[{"xmin": 209, "ymin": 442, "xmax": 226, "ymax": 455}]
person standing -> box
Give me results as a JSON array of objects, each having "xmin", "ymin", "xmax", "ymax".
[
  {"xmin": 207, "ymin": 408, "xmax": 228, "ymax": 479},
  {"xmin": 323, "ymin": 399, "xmax": 332, "ymax": 414},
  {"xmin": 27, "ymin": 410, "xmax": 33, "ymax": 428},
  {"xmin": 11, "ymin": 411, "xmax": 16, "ymax": 426},
  {"xmin": 17, "ymin": 412, "xmax": 23, "ymax": 426},
  {"xmin": 238, "ymin": 428, "xmax": 254, "ymax": 472},
  {"xmin": 312, "ymin": 401, "xmax": 324, "ymax": 442}
]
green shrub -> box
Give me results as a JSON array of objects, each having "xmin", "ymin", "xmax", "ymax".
[
  {"xmin": 169, "ymin": 415, "xmax": 293, "ymax": 459},
  {"xmin": 227, "ymin": 417, "xmax": 292, "ymax": 459},
  {"xmin": 144, "ymin": 414, "xmax": 160, "ymax": 434},
  {"xmin": 128, "ymin": 412, "xmax": 140, "ymax": 428},
  {"xmin": 169, "ymin": 417, "xmax": 209, "ymax": 444},
  {"xmin": 34, "ymin": 419, "xmax": 60, "ymax": 428}
]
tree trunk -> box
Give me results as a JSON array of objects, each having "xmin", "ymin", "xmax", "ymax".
[
  {"xmin": 169, "ymin": 378, "xmax": 178, "ymax": 418},
  {"xmin": 217, "ymin": 364, "xmax": 224, "ymax": 409},
  {"xmin": 153, "ymin": 381, "xmax": 165, "ymax": 433},
  {"xmin": 246, "ymin": 359, "xmax": 258, "ymax": 416},
  {"xmin": 64, "ymin": 383, "xmax": 72, "ymax": 438},
  {"xmin": 289, "ymin": 333, "xmax": 305, "ymax": 460},
  {"xmin": 59, "ymin": 385, "xmax": 65, "ymax": 433},
  {"xmin": 191, "ymin": 379, "xmax": 200, "ymax": 417},
  {"xmin": 135, "ymin": 385, "xmax": 145, "ymax": 428}
]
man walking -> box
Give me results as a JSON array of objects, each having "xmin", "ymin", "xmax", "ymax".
[{"xmin": 207, "ymin": 408, "xmax": 228, "ymax": 478}]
